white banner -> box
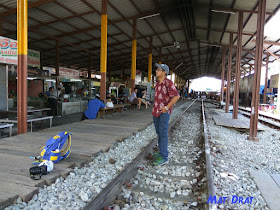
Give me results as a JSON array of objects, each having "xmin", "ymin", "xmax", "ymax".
[{"xmin": 0, "ymin": 36, "xmax": 41, "ymax": 68}]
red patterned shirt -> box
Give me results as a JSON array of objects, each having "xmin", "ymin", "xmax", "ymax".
[{"xmin": 152, "ymin": 77, "xmax": 179, "ymax": 118}]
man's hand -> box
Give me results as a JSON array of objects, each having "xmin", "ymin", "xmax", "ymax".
[{"xmin": 160, "ymin": 106, "xmax": 168, "ymax": 113}]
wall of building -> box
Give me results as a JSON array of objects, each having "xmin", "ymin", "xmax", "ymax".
[{"xmin": 28, "ymin": 80, "xmax": 43, "ymax": 97}]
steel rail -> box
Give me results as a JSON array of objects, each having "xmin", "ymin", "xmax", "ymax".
[
  {"xmin": 238, "ymin": 107, "xmax": 280, "ymax": 130},
  {"xmin": 206, "ymin": 100, "xmax": 280, "ymax": 130},
  {"xmin": 83, "ymin": 99, "xmax": 198, "ymax": 210},
  {"xmin": 201, "ymin": 100, "xmax": 217, "ymax": 210}
]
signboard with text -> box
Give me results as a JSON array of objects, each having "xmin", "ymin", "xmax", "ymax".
[
  {"xmin": 59, "ymin": 67, "xmax": 80, "ymax": 79},
  {"xmin": 270, "ymin": 74, "xmax": 279, "ymax": 88},
  {"xmin": 0, "ymin": 36, "xmax": 41, "ymax": 68}
]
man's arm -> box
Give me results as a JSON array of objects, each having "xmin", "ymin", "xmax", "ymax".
[
  {"xmin": 167, "ymin": 96, "xmax": 180, "ymax": 109},
  {"xmin": 161, "ymin": 96, "xmax": 180, "ymax": 113},
  {"xmin": 100, "ymin": 101, "xmax": 106, "ymax": 109}
]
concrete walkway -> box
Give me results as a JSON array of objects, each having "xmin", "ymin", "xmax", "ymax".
[
  {"xmin": 0, "ymin": 106, "xmax": 156, "ymax": 209},
  {"xmin": 250, "ymin": 170, "xmax": 280, "ymax": 210}
]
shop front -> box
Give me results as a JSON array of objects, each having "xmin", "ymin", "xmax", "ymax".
[{"xmin": 0, "ymin": 36, "xmax": 42, "ymax": 110}]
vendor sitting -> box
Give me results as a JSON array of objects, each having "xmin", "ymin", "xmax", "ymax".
[
  {"xmin": 81, "ymin": 95, "xmax": 105, "ymax": 120},
  {"xmin": 129, "ymin": 88, "xmax": 138, "ymax": 104}
]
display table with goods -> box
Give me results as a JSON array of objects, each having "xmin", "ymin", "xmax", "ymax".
[{"xmin": 58, "ymin": 98, "xmax": 91, "ymax": 116}]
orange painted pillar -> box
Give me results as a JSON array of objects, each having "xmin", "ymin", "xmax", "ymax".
[
  {"xmin": 233, "ymin": 12, "xmax": 243, "ymax": 119},
  {"xmin": 131, "ymin": 18, "xmax": 137, "ymax": 90},
  {"xmin": 88, "ymin": 53, "xmax": 92, "ymax": 97},
  {"xmin": 100, "ymin": 0, "xmax": 107, "ymax": 101},
  {"xmin": 263, "ymin": 56, "xmax": 269, "ymax": 104},
  {"xmin": 220, "ymin": 46, "xmax": 226, "ymax": 102},
  {"xmin": 0, "ymin": 19, "xmax": 2, "ymax": 35},
  {"xmin": 17, "ymin": 0, "xmax": 28, "ymax": 134},
  {"xmin": 225, "ymin": 33, "xmax": 233, "ymax": 113},
  {"xmin": 249, "ymin": 0, "xmax": 266, "ymax": 141},
  {"xmin": 148, "ymin": 36, "xmax": 153, "ymax": 82}
]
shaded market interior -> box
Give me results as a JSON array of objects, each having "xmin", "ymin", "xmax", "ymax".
[{"xmin": 0, "ymin": 0, "xmax": 280, "ymax": 140}]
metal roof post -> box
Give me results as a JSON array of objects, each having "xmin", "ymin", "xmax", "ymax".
[
  {"xmin": 130, "ymin": 18, "xmax": 137, "ymax": 90},
  {"xmin": 148, "ymin": 36, "xmax": 153, "ymax": 82},
  {"xmin": 225, "ymin": 33, "xmax": 233, "ymax": 113},
  {"xmin": 233, "ymin": 12, "xmax": 243, "ymax": 119},
  {"xmin": 17, "ymin": 0, "xmax": 28, "ymax": 134},
  {"xmin": 55, "ymin": 40, "xmax": 59, "ymax": 77},
  {"xmin": 88, "ymin": 53, "xmax": 92, "ymax": 80},
  {"xmin": 249, "ymin": 0, "xmax": 266, "ymax": 141},
  {"xmin": 0, "ymin": 19, "xmax": 2, "ymax": 35},
  {"xmin": 100, "ymin": 0, "xmax": 108, "ymax": 101},
  {"xmin": 220, "ymin": 46, "xmax": 226, "ymax": 102},
  {"xmin": 88, "ymin": 53, "xmax": 92, "ymax": 97},
  {"xmin": 263, "ymin": 56, "xmax": 269, "ymax": 104}
]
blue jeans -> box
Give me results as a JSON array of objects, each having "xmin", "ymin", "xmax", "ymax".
[{"xmin": 153, "ymin": 113, "xmax": 170, "ymax": 161}]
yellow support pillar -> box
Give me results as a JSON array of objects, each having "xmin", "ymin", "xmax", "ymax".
[
  {"xmin": 100, "ymin": 0, "xmax": 107, "ymax": 101},
  {"xmin": 148, "ymin": 36, "xmax": 153, "ymax": 82},
  {"xmin": 17, "ymin": 0, "xmax": 28, "ymax": 134},
  {"xmin": 131, "ymin": 18, "xmax": 137, "ymax": 90}
]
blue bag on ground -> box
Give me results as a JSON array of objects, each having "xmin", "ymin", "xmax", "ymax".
[{"xmin": 40, "ymin": 131, "xmax": 72, "ymax": 163}]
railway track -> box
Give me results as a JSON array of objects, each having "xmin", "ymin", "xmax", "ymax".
[
  {"xmin": 238, "ymin": 107, "xmax": 280, "ymax": 129},
  {"xmin": 84, "ymin": 99, "xmax": 215, "ymax": 210},
  {"xmin": 206, "ymin": 100, "xmax": 280, "ymax": 130}
]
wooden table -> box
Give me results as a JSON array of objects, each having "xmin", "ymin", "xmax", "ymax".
[
  {"xmin": 98, "ymin": 104, "xmax": 129, "ymax": 118},
  {"xmin": 0, "ymin": 123, "xmax": 14, "ymax": 137},
  {"xmin": 0, "ymin": 108, "xmax": 50, "ymax": 118},
  {"xmin": 0, "ymin": 116, "xmax": 53, "ymax": 132}
]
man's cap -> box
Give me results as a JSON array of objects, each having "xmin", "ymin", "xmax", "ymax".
[{"xmin": 155, "ymin": 63, "xmax": 169, "ymax": 75}]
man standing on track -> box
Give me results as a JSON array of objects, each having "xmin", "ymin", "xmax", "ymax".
[{"xmin": 152, "ymin": 63, "xmax": 180, "ymax": 166}]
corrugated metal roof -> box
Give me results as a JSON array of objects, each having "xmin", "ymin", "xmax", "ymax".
[
  {"xmin": 133, "ymin": 0, "xmax": 157, "ymax": 12},
  {"xmin": 82, "ymin": 13, "xmax": 101, "ymax": 26},
  {"xmin": 39, "ymin": 2, "xmax": 73, "ymax": 18},
  {"xmin": 64, "ymin": 17, "xmax": 92, "ymax": 29},
  {"xmin": 158, "ymin": 33, "xmax": 173, "ymax": 45},
  {"xmin": 242, "ymin": 13, "xmax": 258, "ymax": 33},
  {"xmin": 193, "ymin": 7, "xmax": 210, "ymax": 27},
  {"xmin": 209, "ymin": 32, "xmax": 223, "ymax": 43},
  {"xmin": 109, "ymin": 0, "xmax": 139, "ymax": 18},
  {"xmin": 146, "ymin": 17, "xmax": 168, "ymax": 34},
  {"xmin": 213, "ymin": 0, "xmax": 235, "ymax": 8},
  {"xmin": 234, "ymin": 0, "xmax": 257, "ymax": 10},
  {"xmin": 29, "ymin": 9, "xmax": 56, "ymax": 23},
  {"xmin": 0, "ymin": 0, "xmax": 37, "ymax": 10},
  {"xmin": 113, "ymin": 21, "xmax": 133, "ymax": 37},
  {"xmin": 0, "ymin": 0, "xmax": 279, "ymax": 79},
  {"xmin": 225, "ymin": 14, "xmax": 239, "ymax": 31},
  {"xmin": 266, "ymin": 0, "xmax": 280, "ymax": 11},
  {"xmin": 56, "ymin": 0, "xmax": 92, "ymax": 14}
]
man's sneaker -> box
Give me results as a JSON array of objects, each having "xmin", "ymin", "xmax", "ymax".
[
  {"xmin": 152, "ymin": 152, "xmax": 160, "ymax": 159},
  {"xmin": 153, "ymin": 157, "xmax": 168, "ymax": 166}
]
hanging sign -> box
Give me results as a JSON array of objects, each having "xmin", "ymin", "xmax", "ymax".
[
  {"xmin": 270, "ymin": 74, "xmax": 279, "ymax": 88},
  {"xmin": 0, "ymin": 36, "xmax": 41, "ymax": 67},
  {"xmin": 59, "ymin": 67, "xmax": 80, "ymax": 79}
]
